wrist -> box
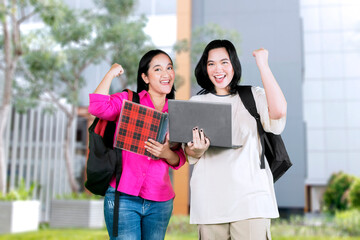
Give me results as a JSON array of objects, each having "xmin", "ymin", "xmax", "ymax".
[
  {"xmin": 257, "ymin": 63, "xmax": 270, "ymax": 71},
  {"xmin": 193, "ymin": 150, "xmax": 205, "ymax": 159},
  {"xmin": 165, "ymin": 151, "xmax": 179, "ymax": 166},
  {"xmin": 105, "ymin": 71, "xmax": 117, "ymax": 80}
]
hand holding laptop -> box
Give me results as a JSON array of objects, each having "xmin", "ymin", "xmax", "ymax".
[{"xmin": 186, "ymin": 127, "xmax": 211, "ymax": 158}]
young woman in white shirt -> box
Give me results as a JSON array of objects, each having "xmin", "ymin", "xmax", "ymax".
[{"xmin": 185, "ymin": 39, "xmax": 287, "ymax": 240}]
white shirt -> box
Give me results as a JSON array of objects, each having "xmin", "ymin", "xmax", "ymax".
[{"xmin": 187, "ymin": 86, "xmax": 286, "ymax": 224}]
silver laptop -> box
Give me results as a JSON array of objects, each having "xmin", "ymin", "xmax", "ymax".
[{"xmin": 168, "ymin": 100, "xmax": 241, "ymax": 148}]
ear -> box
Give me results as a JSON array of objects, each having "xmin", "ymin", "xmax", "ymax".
[{"xmin": 141, "ymin": 73, "xmax": 149, "ymax": 84}]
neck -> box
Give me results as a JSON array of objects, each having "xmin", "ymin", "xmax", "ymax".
[
  {"xmin": 148, "ymin": 90, "xmax": 166, "ymax": 111},
  {"xmin": 215, "ymin": 87, "xmax": 230, "ymax": 96}
]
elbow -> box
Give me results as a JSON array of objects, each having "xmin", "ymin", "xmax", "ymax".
[
  {"xmin": 88, "ymin": 104, "xmax": 100, "ymax": 117},
  {"xmin": 269, "ymin": 103, "xmax": 287, "ymax": 120},
  {"xmin": 88, "ymin": 105, "xmax": 95, "ymax": 116},
  {"xmin": 278, "ymin": 106, "xmax": 287, "ymax": 119}
]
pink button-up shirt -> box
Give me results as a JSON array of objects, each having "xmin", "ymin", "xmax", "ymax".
[{"xmin": 88, "ymin": 90, "xmax": 186, "ymax": 202}]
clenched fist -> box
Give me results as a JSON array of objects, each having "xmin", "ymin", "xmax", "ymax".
[
  {"xmin": 107, "ymin": 63, "xmax": 124, "ymax": 78},
  {"xmin": 252, "ymin": 48, "xmax": 269, "ymax": 69}
]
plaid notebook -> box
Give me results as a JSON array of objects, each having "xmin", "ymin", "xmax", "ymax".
[{"xmin": 114, "ymin": 100, "xmax": 169, "ymax": 159}]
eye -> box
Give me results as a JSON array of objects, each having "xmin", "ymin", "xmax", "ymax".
[
  {"xmin": 207, "ymin": 63, "xmax": 214, "ymax": 66},
  {"xmin": 154, "ymin": 68, "xmax": 161, "ymax": 72},
  {"xmin": 167, "ymin": 66, "xmax": 173, "ymax": 70},
  {"xmin": 222, "ymin": 61, "xmax": 229, "ymax": 65}
]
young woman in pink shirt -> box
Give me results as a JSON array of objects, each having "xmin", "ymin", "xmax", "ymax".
[{"xmin": 88, "ymin": 49, "xmax": 186, "ymax": 240}]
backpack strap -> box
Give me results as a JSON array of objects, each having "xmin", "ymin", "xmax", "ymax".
[
  {"xmin": 124, "ymin": 88, "xmax": 140, "ymax": 104},
  {"xmin": 237, "ymin": 86, "xmax": 266, "ymax": 169},
  {"xmin": 93, "ymin": 118, "xmax": 108, "ymax": 137},
  {"xmin": 112, "ymin": 88, "xmax": 139, "ymax": 237}
]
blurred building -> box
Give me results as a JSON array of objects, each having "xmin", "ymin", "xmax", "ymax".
[{"xmin": 300, "ymin": 0, "xmax": 360, "ymax": 212}]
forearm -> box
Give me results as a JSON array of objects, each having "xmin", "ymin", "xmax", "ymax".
[
  {"xmin": 163, "ymin": 150, "xmax": 180, "ymax": 167},
  {"xmin": 258, "ymin": 65, "xmax": 287, "ymax": 119},
  {"xmin": 94, "ymin": 72, "xmax": 115, "ymax": 95}
]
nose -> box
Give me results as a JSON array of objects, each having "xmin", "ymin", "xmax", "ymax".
[
  {"xmin": 215, "ymin": 64, "xmax": 222, "ymax": 72},
  {"xmin": 162, "ymin": 69, "xmax": 170, "ymax": 77}
]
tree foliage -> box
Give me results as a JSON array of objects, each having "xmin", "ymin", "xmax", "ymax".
[
  {"xmin": 322, "ymin": 172, "xmax": 356, "ymax": 214},
  {"xmin": 8, "ymin": 0, "xmax": 154, "ymax": 193},
  {"xmin": 349, "ymin": 178, "xmax": 360, "ymax": 209},
  {"xmin": 92, "ymin": 1, "xmax": 154, "ymax": 91}
]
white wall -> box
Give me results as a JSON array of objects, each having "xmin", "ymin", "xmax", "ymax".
[{"xmin": 301, "ymin": 0, "xmax": 360, "ymax": 186}]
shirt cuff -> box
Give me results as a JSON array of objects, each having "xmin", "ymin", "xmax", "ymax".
[
  {"xmin": 187, "ymin": 155, "xmax": 200, "ymax": 165},
  {"xmin": 169, "ymin": 148, "xmax": 187, "ymax": 170}
]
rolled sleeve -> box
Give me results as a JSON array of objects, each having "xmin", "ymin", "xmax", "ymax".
[
  {"xmin": 88, "ymin": 92, "xmax": 128, "ymax": 121},
  {"xmin": 187, "ymin": 155, "xmax": 200, "ymax": 165},
  {"xmin": 252, "ymin": 87, "xmax": 286, "ymax": 135},
  {"xmin": 169, "ymin": 148, "xmax": 187, "ymax": 170}
]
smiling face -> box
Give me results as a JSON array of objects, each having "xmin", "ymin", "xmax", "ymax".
[
  {"xmin": 142, "ymin": 53, "xmax": 175, "ymax": 97},
  {"xmin": 206, "ymin": 47, "xmax": 234, "ymax": 95}
]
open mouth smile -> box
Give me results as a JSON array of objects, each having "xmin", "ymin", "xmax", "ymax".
[
  {"xmin": 214, "ymin": 74, "xmax": 226, "ymax": 83},
  {"xmin": 160, "ymin": 79, "xmax": 170, "ymax": 84}
]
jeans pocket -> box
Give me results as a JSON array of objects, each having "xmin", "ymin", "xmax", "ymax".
[{"xmin": 106, "ymin": 185, "xmax": 115, "ymax": 194}]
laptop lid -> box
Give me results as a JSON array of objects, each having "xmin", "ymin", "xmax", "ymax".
[{"xmin": 168, "ymin": 100, "xmax": 240, "ymax": 148}]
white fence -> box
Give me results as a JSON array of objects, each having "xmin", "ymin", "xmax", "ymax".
[{"xmin": 4, "ymin": 106, "xmax": 78, "ymax": 222}]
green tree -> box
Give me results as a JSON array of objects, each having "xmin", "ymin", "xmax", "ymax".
[
  {"xmin": 91, "ymin": 0, "xmax": 154, "ymax": 90},
  {"xmin": 0, "ymin": 0, "xmax": 67, "ymax": 194},
  {"xmin": 349, "ymin": 178, "xmax": 360, "ymax": 209},
  {"xmin": 322, "ymin": 172, "xmax": 356, "ymax": 214},
  {"xmin": 174, "ymin": 23, "xmax": 242, "ymax": 85},
  {"xmin": 15, "ymin": 0, "xmax": 153, "ymax": 192}
]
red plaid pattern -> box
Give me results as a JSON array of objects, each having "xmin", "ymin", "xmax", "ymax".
[{"xmin": 114, "ymin": 100, "xmax": 164, "ymax": 159}]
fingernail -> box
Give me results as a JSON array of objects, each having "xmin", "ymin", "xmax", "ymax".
[
  {"xmin": 193, "ymin": 128, "xmax": 195, "ymax": 131},
  {"xmin": 200, "ymin": 129, "xmax": 203, "ymax": 132},
  {"xmin": 195, "ymin": 127, "xmax": 198, "ymax": 130},
  {"xmin": 191, "ymin": 141, "xmax": 193, "ymax": 143}
]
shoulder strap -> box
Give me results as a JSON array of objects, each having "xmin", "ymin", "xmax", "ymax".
[
  {"xmin": 237, "ymin": 86, "xmax": 258, "ymax": 118},
  {"xmin": 237, "ymin": 86, "xmax": 266, "ymax": 169},
  {"xmin": 122, "ymin": 89, "xmax": 140, "ymax": 103}
]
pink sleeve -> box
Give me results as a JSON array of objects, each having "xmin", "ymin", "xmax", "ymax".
[
  {"xmin": 88, "ymin": 92, "xmax": 128, "ymax": 121},
  {"xmin": 169, "ymin": 148, "xmax": 187, "ymax": 170}
]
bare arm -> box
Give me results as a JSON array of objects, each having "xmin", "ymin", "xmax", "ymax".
[
  {"xmin": 253, "ymin": 49, "xmax": 287, "ymax": 120},
  {"xmin": 94, "ymin": 63, "xmax": 124, "ymax": 95}
]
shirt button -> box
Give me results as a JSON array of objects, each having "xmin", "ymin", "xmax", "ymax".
[
  {"xmin": 147, "ymin": 157, "xmax": 150, "ymax": 160},
  {"xmin": 143, "ymin": 173, "xmax": 146, "ymax": 176}
]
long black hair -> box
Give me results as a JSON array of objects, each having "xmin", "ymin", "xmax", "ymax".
[
  {"xmin": 195, "ymin": 39, "xmax": 242, "ymax": 95},
  {"xmin": 136, "ymin": 49, "xmax": 175, "ymax": 99}
]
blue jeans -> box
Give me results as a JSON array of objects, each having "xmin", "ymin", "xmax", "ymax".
[{"xmin": 104, "ymin": 186, "xmax": 173, "ymax": 240}]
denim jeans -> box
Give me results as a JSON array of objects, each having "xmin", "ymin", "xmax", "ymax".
[{"xmin": 104, "ymin": 186, "xmax": 173, "ymax": 240}]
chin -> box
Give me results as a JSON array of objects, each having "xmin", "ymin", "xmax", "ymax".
[{"xmin": 161, "ymin": 86, "xmax": 173, "ymax": 93}]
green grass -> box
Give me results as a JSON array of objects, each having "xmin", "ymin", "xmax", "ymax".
[
  {"xmin": 0, "ymin": 229, "xmax": 108, "ymax": 240},
  {"xmin": 273, "ymin": 238, "xmax": 360, "ymax": 240},
  {"xmin": 1, "ymin": 230, "xmax": 360, "ymax": 240},
  {"xmin": 0, "ymin": 229, "xmax": 197, "ymax": 240},
  {"xmin": 1, "ymin": 215, "xmax": 360, "ymax": 240}
]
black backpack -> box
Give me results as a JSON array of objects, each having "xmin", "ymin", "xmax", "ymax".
[
  {"xmin": 237, "ymin": 86, "xmax": 292, "ymax": 183},
  {"xmin": 85, "ymin": 89, "xmax": 139, "ymax": 237}
]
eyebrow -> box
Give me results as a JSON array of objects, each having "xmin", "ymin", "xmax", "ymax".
[
  {"xmin": 207, "ymin": 58, "xmax": 230, "ymax": 63},
  {"xmin": 152, "ymin": 63, "xmax": 173, "ymax": 69}
]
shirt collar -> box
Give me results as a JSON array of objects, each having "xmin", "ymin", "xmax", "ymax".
[{"xmin": 138, "ymin": 90, "xmax": 168, "ymax": 112}]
